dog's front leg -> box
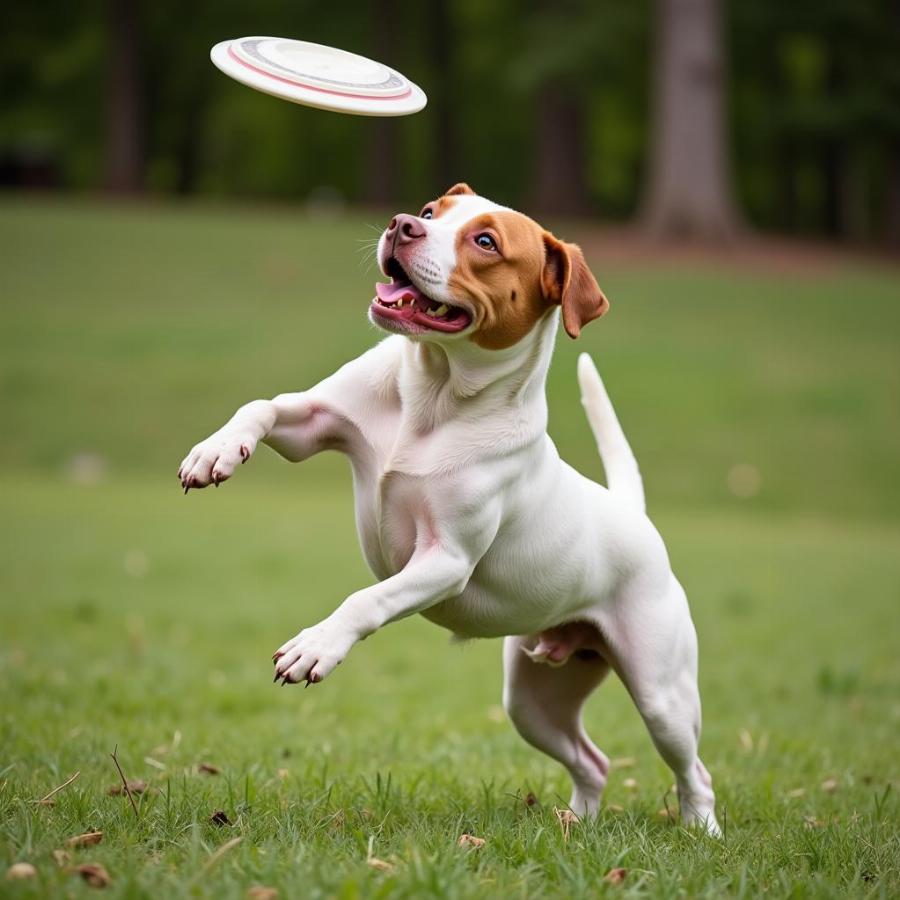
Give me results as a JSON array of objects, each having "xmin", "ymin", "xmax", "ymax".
[
  {"xmin": 272, "ymin": 547, "xmax": 472, "ymax": 685},
  {"xmin": 178, "ymin": 391, "xmax": 343, "ymax": 490}
]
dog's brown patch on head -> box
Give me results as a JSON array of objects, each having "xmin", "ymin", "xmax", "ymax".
[
  {"xmin": 421, "ymin": 183, "xmax": 478, "ymax": 220},
  {"xmin": 448, "ymin": 210, "xmax": 609, "ymax": 349},
  {"xmin": 445, "ymin": 182, "xmax": 476, "ymax": 197},
  {"xmin": 449, "ymin": 211, "xmax": 554, "ymax": 350}
]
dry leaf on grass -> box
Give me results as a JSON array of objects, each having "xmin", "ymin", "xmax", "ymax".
[
  {"xmin": 610, "ymin": 757, "xmax": 636, "ymax": 769},
  {"xmin": 554, "ymin": 807, "xmax": 579, "ymax": 841},
  {"xmin": 52, "ymin": 849, "xmax": 71, "ymax": 867},
  {"xmin": 210, "ymin": 810, "xmax": 232, "ymax": 827},
  {"xmin": 458, "ymin": 834, "xmax": 486, "ymax": 849},
  {"xmin": 738, "ymin": 728, "xmax": 754, "ymax": 752},
  {"xmin": 247, "ymin": 887, "xmax": 279, "ymax": 899},
  {"xmin": 198, "ymin": 762, "xmax": 221, "ymax": 776},
  {"xmin": 658, "ymin": 807, "xmax": 674, "ymax": 820},
  {"xmin": 107, "ymin": 779, "xmax": 148, "ymax": 796},
  {"xmin": 604, "ymin": 867, "xmax": 628, "ymax": 885},
  {"xmin": 606, "ymin": 804, "xmax": 625, "ymax": 813},
  {"xmin": 367, "ymin": 857, "xmax": 395, "ymax": 872},
  {"xmin": 66, "ymin": 831, "xmax": 103, "ymax": 848},
  {"xmin": 276, "ymin": 768, "xmax": 289, "ymax": 780},
  {"xmin": 787, "ymin": 788, "xmax": 806, "ymax": 798},
  {"xmin": 623, "ymin": 778, "xmax": 638, "ymax": 790},
  {"xmin": 72, "ymin": 863, "xmax": 111, "ymax": 888},
  {"xmin": 821, "ymin": 778, "xmax": 839, "ymax": 792},
  {"xmin": 5, "ymin": 862, "xmax": 37, "ymax": 880},
  {"xmin": 524, "ymin": 791, "xmax": 539, "ymax": 807}
]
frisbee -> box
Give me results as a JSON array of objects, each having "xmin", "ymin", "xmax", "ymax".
[{"xmin": 210, "ymin": 37, "xmax": 427, "ymax": 117}]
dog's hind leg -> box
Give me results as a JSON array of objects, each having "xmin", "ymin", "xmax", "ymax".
[
  {"xmin": 602, "ymin": 576, "xmax": 720, "ymax": 835},
  {"xmin": 502, "ymin": 634, "xmax": 610, "ymax": 817}
]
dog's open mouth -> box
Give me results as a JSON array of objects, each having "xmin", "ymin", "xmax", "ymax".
[{"xmin": 371, "ymin": 258, "xmax": 471, "ymax": 334}]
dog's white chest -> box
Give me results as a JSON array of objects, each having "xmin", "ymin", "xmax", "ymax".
[{"xmin": 369, "ymin": 466, "xmax": 424, "ymax": 574}]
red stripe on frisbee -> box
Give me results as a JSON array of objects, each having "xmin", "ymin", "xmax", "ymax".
[{"xmin": 227, "ymin": 46, "xmax": 412, "ymax": 102}]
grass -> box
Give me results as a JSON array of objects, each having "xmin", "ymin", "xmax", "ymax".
[{"xmin": 0, "ymin": 197, "xmax": 898, "ymax": 898}]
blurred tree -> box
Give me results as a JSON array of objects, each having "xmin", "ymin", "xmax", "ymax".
[
  {"xmin": 2, "ymin": 0, "xmax": 897, "ymax": 246},
  {"xmin": 105, "ymin": 0, "xmax": 144, "ymax": 191},
  {"xmin": 731, "ymin": 0, "xmax": 900, "ymax": 243},
  {"xmin": 508, "ymin": 0, "xmax": 649, "ymax": 217},
  {"xmin": 532, "ymin": 81, "xmax": 590, "ymax": 216},
  {"xmin": 429, "ymin": 0, "xmax": 460, "ymax": 190},
  {"xmin": 363, "ymin": 4, "xmax": 401, "ymax": 205},
  {"xmin": 643, "ymin": 0, "xmax": 740, "ymax": 239},
  {"xmin": 526, "ymin": 0, "xmax": 591, "ymax": 216}
]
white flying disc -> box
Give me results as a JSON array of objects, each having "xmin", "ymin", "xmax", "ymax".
[{"xmin": 210, "ymin": 37, "xmax": 427, "ymax": 117}]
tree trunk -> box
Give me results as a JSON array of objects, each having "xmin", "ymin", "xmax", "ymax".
[
  {"xmin": 105, "ymin": 0, "xmax": 144, "ymax": 193},
  {"xmin": 531, "ymin": 82, "xmax": 591, "ymax": 217},
  {"xmin": 885, "ymin": 141, "xmax": 900, "ymax": 249},
  {"xmin": 364, "ymin": 3, "xmax": 400, "ymax": 205},
  {"xmin": 174, "ymin": 92, "xmax": 204, "ymax": 195},
  {"xmin": 431, "ymin": 0, "xmax": 459, "ymax": 191},
  {"xmin": 642, "ymin": 0, "xmax": 739, "ymax": 239}
]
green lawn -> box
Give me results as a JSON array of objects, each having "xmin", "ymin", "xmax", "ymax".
[{"xmin": 1, "ymin": 199, "xmax": 898, "ymax": 898}]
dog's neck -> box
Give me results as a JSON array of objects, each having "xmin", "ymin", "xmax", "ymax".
[{"xmin": 396, "ymin": 309, "xmax": 559, "ymax": 434}]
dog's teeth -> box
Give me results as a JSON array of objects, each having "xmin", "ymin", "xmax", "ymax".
[{"xmin": 434, "ymin": 304, "xmax": 449, "ymax": 317}]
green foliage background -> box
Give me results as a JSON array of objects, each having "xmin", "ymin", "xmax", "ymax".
[{"xmin": 2, "ymin": 0, "xmax": 898, "ymax": 237}]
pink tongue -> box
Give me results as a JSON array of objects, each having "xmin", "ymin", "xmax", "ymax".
[{"xmin": 376, "ymin": 281, "xmax": 426, "ymax": 304}]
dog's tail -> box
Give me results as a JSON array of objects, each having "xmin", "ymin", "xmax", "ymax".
[{"xmin": 577, "ymin": 352, "xmax": 645, "ymax": 512}]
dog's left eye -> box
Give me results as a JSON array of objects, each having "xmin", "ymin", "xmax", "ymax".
[
  {"xmin": 421, "ymin": 208, "xmax": 433, "ymax": 219},
  {"xmin": 475, "ymin": 233, "xmax": 497, "ymax": 251}
]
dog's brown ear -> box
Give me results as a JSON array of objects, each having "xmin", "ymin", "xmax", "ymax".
[
  {"xmin": 444, "ymin": 183, "xmax": 476, "ymax": 197},
  {"xmin": 542, "ymin": 233, "xmax": 609, "ymax": 339}
]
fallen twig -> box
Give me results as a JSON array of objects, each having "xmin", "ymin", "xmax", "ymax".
[
  {"xmin": 110, "ymin": 746, "xmax": 139, "ymax": 818},
  {"xmin": 34, "ymin": 771, "xmax": 80, "ymax": 805}
]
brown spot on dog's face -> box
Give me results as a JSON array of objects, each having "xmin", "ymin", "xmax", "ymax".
[
  {"xmin": 417, "ymin": 183, "xmax": 477, "ymax": 221},
  {"xmin": 445, "ymin": 182, "xmax": 475, "ymax": 197},
  {"xmin": 448, "ymin": 210, "xmax": 609, "ymax": 349},
  {"xmin": 449, "ymin": 211, "xmax": 551, "ymax": 350}
]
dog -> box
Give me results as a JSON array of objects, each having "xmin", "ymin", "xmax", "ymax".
[{"xmin": 178, "ymin": 183, "xmax": 720, "ymax": 834}]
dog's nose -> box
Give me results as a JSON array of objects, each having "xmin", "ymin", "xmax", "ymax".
[{"xmin": 386, "ymin": 213, "xmax": 427, "ymax": 247}]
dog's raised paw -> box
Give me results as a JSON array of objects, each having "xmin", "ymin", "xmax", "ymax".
[
  {"xmin": 272, "ymin": 624, "xmax": 355, "ymax": 686},
  {"xmin": 178, "ymin": 431, "xmax": 257, "ymax": 490}
]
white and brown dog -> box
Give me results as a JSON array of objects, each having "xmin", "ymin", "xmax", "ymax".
[{"xmin": 178, "ymin": 184, "xmax": 720, "ymax": 833}]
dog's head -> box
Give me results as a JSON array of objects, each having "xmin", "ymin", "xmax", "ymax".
[{"xmin": 371, "ymin": 184, "xmax": 608, "ymax": 349}]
